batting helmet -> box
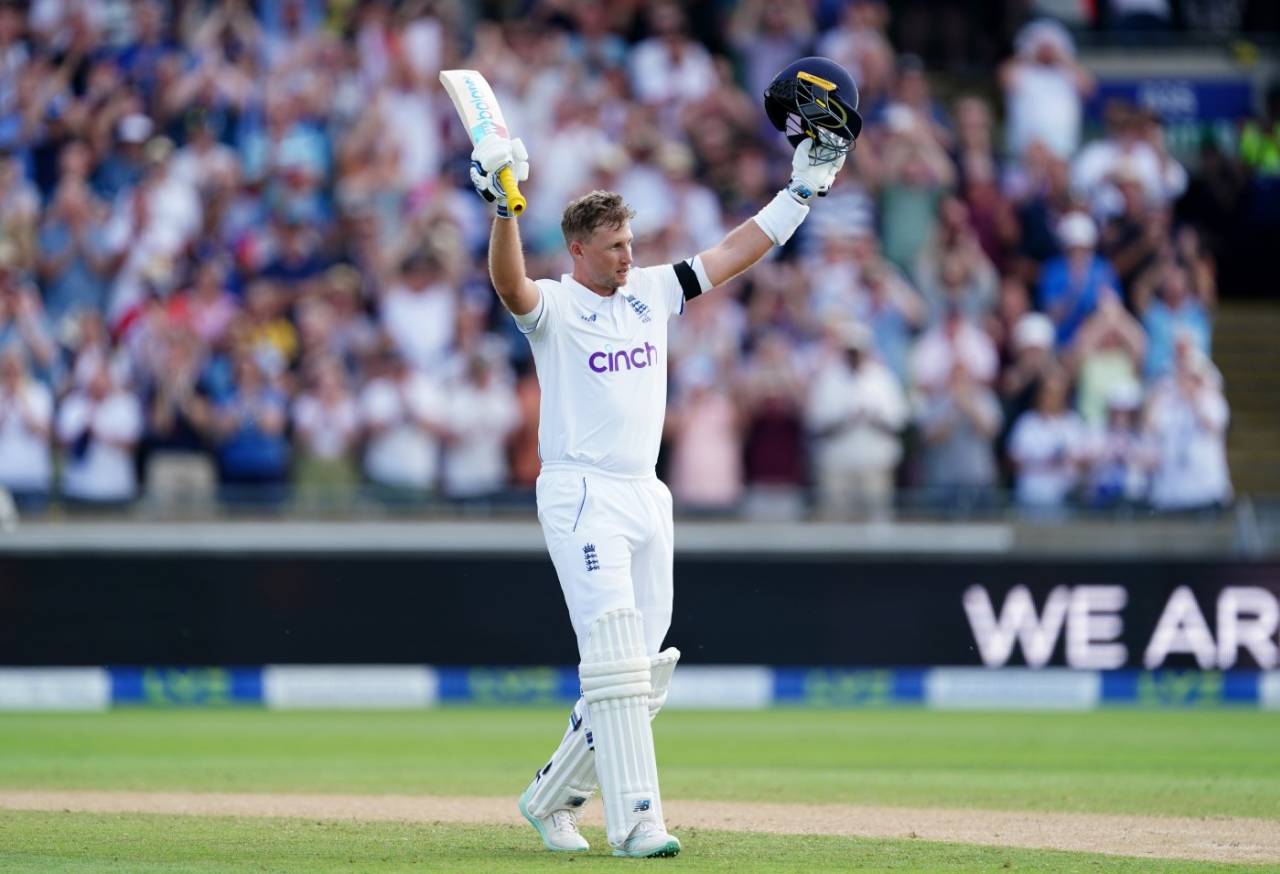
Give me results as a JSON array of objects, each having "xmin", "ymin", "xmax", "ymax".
[{"xmin": 764, "ymin": 56, "xmax": 862, "ymax": 164}]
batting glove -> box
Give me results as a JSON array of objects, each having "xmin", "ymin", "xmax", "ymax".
[
  {"xmin": 786, "ymin": 138, "xmax": 846, "ymax": 204},
  {"xmin": 470, "ymin": 137, "xmax": 529, "ymax": 218}
]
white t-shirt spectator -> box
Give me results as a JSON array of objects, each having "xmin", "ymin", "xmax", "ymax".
[
  {"xmin": 629, "ymin": 37, "xmax": 715, "ymax": 108},
  {"xmin": 1072, "ymin": 139, "xmax": 1187, "ymax": 217},
  {"xmin": 292, "ymin": 393, "xmax": 360, "ymax": 461},
  {"xmin": 805, "ymin": 357, "xmax": 908, "ymax": 474},
  {"xmin": 1005, "ymin": 63, "xmax": 1081, "ymax": 159},
  {"xmin": 360, "ymin": 372, "xmax": 446, "ymax": 490},
  {"xmin": 1146, "ymin": 377, "xmax": 1232, "ymax": 510},
  {"xmin": 442, "ymin": 375, "xmax": 520, "ymax": 498},
  {"xmin": 1008, "ymin": 409, "xmax": 1087, "ymax": 507},
  {"xmin": 0, "ymin": 379, "xmax": 53, "ymax": 493},
  {"xmin": 57, "ymin": 390, "xmax": 143, "ymax": 501},
  {"xmin": 911, "ymin": 320, "xmax": 998, "ymax": 396},
  {"xmin": 381, "ymin": 282, "xmax": 456, "ymax": 371}
]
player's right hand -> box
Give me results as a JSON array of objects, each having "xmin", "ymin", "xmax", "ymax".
[
  {"xmin": 786, "ymin": 138, "xmax": 845, "ymax": 204},
  {"xmin": 470, "ymin": 137, "xmax": 529, "ymax": 216}
]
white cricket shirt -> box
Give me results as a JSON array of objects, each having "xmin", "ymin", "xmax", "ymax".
[{"xmin": 517, "ymin": 266, "xmax": 690, "ymax": 477}]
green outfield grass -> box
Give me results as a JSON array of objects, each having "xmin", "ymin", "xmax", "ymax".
[
  {"xmin": 0, "ymin": 708, "xmax": 1277, "ymax": 871},
  {"xmin": 0, "ymin": 811, "xmax": 1262, "ymax": 874},
  {"xmin": 1, "ymin": 709, "xmax": 1277, "ymax": 818}
]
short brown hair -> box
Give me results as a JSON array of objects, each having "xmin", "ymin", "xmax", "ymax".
[{"xmin": 560, "ymin": 190, "xmax": 635, "ymax": 244}]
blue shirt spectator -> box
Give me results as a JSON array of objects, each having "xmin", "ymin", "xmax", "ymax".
[
  {"xmin": 1037, "ymin": 212, "xmax": 1119, "ymax": 347},
  {"xmin": 212, "ymin": 356, "xmax": 289, "ymax": 490},
  {"xmin": 1141, "ymin": 264, "xmax": 1212, "ymax": 380}
]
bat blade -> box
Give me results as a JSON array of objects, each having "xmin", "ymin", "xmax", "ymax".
[{"xmin": 440, "ymin": 69, "xmax": 526, "ymax": 215}]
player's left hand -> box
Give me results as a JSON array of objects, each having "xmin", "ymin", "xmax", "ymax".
[
  {"xmin": 786, "ymin": 138, "xmax": 846, "ymax": 204},
  {"xmin": 470, "ymin": 137, "xmax": 529, "ymax": 216}
]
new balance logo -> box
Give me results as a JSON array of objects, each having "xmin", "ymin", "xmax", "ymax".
[
  {"xmin": 633, "ymin": 799, "xmax": 651, "ymax": 813},
  {"xmin": 624, "ymin": 294, "xmax": 652, "ymax": 323},
  {"xmin": 583, "ymin": 543, "xmax": 600, "ymax": 572},
  {"xmin": 580, "ymin": 312, "xmax": 598, "ymax": 323}
]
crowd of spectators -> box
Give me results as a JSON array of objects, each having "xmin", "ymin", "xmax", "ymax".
[{"xmin": 0, "ymin": 0, "xmax": 1266, "ymax": 519}]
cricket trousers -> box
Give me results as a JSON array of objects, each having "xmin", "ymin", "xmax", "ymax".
[{"xmin": 535, "ymin": 462, "xmax": 674, "ymax": 657}]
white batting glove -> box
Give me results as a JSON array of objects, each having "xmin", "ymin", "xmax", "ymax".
[
  {"xmin": 786, "ymin": 138, "xmax": 846, "ymax": 204},
  {"xmin": 469, "ymin": 136, "xmax": 529, "ymax": 217}
]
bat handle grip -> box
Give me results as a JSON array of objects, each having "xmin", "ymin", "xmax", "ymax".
[{"xmin": 497, "ymin": 166, "xmax": 526, "ymax": 215}]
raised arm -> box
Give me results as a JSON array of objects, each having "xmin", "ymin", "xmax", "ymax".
[
  {"xmin": 697, "ymin": 138, "xmax": 846, "ymax": 289},
  {"xmin": 488, "ymin": 216, "xmax": 541, "ymax": 317},
  {"xmin": 471, "ymin": 136, "xmax": 540, "ymax": 316}
]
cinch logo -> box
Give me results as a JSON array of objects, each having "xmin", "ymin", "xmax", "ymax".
[{"xmin": 588, "ymin": 342, "xmax": 658, "ymax": 373}]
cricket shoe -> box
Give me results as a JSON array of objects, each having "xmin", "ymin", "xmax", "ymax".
[
  {"xmin": 518, "ymin": 785, "xmax": 589, "ymax": 852},
  {"xmin": 612, "ymin": 820, "xmax": 681, "ymax": 858}
]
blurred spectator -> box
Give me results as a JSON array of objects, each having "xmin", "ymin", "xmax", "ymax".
[
  {"xmin": 1098, "ymin": 164, "xmax": 1168, "ymax": 300},
  {"xmin": 666, "ymin": 358, "xmax": 744, "ymax": 514},
  {"xmin": 381, "ymin": 249, "xmax": 456, "ymax": 373},
  {"xmin": 629, "ymin": 4, "xmax": 716, "ymax": 120},
  {"xmin": 442, "ymin": 352, "xmax": 520, "ymax": 501},
  {"xmin": 916, "ymin": 360, "xmax": 1003, "ymax": 509},
  {"xmin": 997, "ymin": 312, "xmax": 1058, "ymax": 468},
  {"xmin": 815, "ymin": 1, "xmax": 894, "ymax": 119},
  {"xmin": 359, "ymin": 347, "xmax": 448, "ymax": 499},
  {"xmin": 138, "ymin": 324, "xmax": 214, "ymax": 507},
  {"xmin": 1008, "ymin": 368, "xmax": 1086, "ymax": 510},
  {"xmin": 1037, "ymin": 212, "xmax": 1120, "ymax": 348},
  {"xmin": 0, "ymin": 149, "xmax": 38, "ymax": 266},
  {"xmin": 508, "ymin": 359, "xmax": 542, "ymax": 492},
  {"xmin": 37, "ymin": 166, "xmax": 109, "ymax": 328},
  {"xmin": 952, "ymin": 96, "xmax": 1019, "ymax": 270},
  {"xmin": 1145, "ymin": 338, "xmax": 1232, "ymax": 511},
  {"xmin": 1239, "ymin": 81, "xmax": 1280, "ymax": 183},
  {"xmin": 914, "ymin": 196, "xmax": 998, "ymax": 322},
  {"xmin": 1081, "ymin": 380, "xmax": 1156, "ymax": 508},
  {"xmin": 56, "ymin": 357, "xmax": 143, "ymax": 507},
  {"xmin": 240, "ymin": 279, "xmax": 298, "ymax": 379},
  {"xmin": 0, "ymin": 345, "xmax": 53, "ymax": 510},
  {"xmin": 739, "ymin": 331, "xmax": 807, "ymax": 520},
  {"xmin": 804, "ymin": 322, "xmax": 908, "ymax": 517},
  {"xmin": 884, "ymin": 53, "xmax": 952, "ymax": 151},
  {"xmin": 1000, "ymin": 19, "xmax": 1092, "ymax": 160},
  {"xmin": 0, "ymin": 259, "xmax": 58, "ymax": 382},
  {"xmin": 726, "ymin": 0, "xmax": 814, "ymax": 104},
  {"xmin": 1135, "ymin": 261, "xmax": 1213, "ymax": 381},
  {"xmin": 1072, "ymin": 102, "xmax": 1186, "ymax": 221},
  {"xmin": 876, "ymin": 104, "xmax": 955, "ymax": 273},
  {"xmin": 291, "ymin": 355, "xmax": 361, "ymax": 508},
  {"xmin": 911, "ymin": 306, "xmax": 998, "ymax": 399},
  {"xmin": 1008, "ymin": 144, "xmax": 1074, "ymax": 285},
  {"xmin": 853, "ymin": 255, "xmax": 925, "ymax": 387},
  {"xmin": 988, "ymin": 275, "xmax": 1034, "ymax": 370},
  {"xmin": 211, "ymin": 353, "xmax": 290, "ymax": 505},
  {"xmin": 175, "ymin": 258, "xmax": 238, "ymax": 348},
  {"xmin": 1066, "ymin": 292, "xmax": 1146, "ymax": 427}
]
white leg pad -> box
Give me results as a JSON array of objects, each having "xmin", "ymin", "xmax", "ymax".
[
  {"xmin": 522, "ymin": 646, "xmax": 682, "ymax": 820},
  {"xmin": 522, "ymin": 698, "xmax": 596, "ymax": 818},
  {"xmin": 581, "ymin": 608, "xmax": 663, "ymax": 848}
]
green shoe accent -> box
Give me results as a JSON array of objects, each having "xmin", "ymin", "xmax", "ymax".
[
  {"xmin": 612, "ymin": 838, "xmax": 681, "ymax": 858},
  {"xmin": 518, "ymin": 787, "xmax": 587, "ymax": 853}
]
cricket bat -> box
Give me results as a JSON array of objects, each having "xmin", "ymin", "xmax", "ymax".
[{"xmin": 440, "ymin": 69, "xmax": 527, "ymax": 216}]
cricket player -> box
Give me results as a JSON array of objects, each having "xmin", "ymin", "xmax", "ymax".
[{"xmin": 468, "ymin": 58, "xmax": 861, "ymax": 858}]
